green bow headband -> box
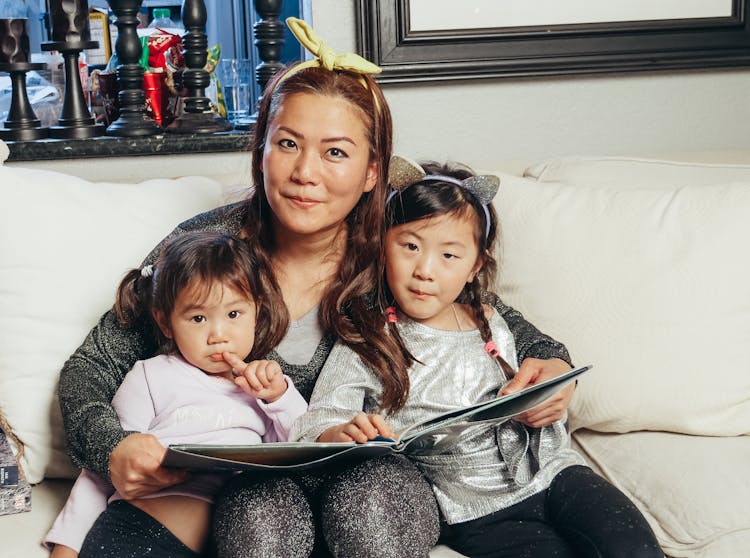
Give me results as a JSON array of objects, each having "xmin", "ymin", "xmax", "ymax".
[{"xmin": 275, "ymin": 18, "xmax": 382, "ymax": 90}]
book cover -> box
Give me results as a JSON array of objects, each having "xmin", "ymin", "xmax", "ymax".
[{"xmin": 164, "ymin": 365, "xmax": 591, "ymax": 472}]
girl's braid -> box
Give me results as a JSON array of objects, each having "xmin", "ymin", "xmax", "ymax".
[{"xmin": 468, "ymin": 279, "xmax": 515, "ymax": 379}]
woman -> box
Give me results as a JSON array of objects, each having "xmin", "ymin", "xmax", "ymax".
[{"xmin": 58, "ymin": 18, "xmax": 574, "ymax": 558}]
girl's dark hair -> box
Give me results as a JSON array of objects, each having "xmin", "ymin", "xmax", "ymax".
[
  {"xmin": 373, "ymin": 161, "xmax": 512, "ymax": 411},
  {"xmin": 115, "ymin": 231, "xmax": 278, "ymax": 359},
  {"xmin": 243, "ymin": 63, "xmax": 406, "ymax": 381}
]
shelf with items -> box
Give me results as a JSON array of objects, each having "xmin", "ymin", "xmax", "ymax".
[{"xmin": 4, "ymin": 128, "xmax": 253, "ymax": 162}]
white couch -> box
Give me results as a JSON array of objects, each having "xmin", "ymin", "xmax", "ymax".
[{"xmin": 1, "ymin": 139, "xmax": 748, "ymax": 557}]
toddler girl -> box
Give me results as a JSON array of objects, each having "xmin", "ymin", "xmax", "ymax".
[
  {"xmin": 291, "ymin": 158, "xmax": 662, "ymax": 558},
  {"xmin": 46, "ymin": 231, "xmax": 307, "ymax": 558}
]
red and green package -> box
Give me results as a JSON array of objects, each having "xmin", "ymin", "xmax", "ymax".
[{"xmin": 148, "ymin": 31, "xmax": 184, "ymax": 70}]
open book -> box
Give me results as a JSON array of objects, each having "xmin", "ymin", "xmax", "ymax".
[{"xmin": 163, "ymin": 364, "xmax": 591, "ymax": 472}]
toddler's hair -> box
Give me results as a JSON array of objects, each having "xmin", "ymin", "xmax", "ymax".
[{"xmin": 115, "ymin": 231, "xmax": 276, "ymax": 359}]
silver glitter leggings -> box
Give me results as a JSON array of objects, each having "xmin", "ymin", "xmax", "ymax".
[
  {"xmin": 443, "ymin": 465, "xmax": 664, "ymax": 558},
  {"xmin": 212, "ymin": 455, "xmax": 441, "ymax": 558}
]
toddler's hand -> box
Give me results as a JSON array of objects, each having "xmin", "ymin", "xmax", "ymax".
[
  {"xmin": 317, "ymin": 413, "xmax": 396, "ymax": 444},
  {"xmin": 225, "ymin": 352, "xmax": 287, "ymax": 403}
]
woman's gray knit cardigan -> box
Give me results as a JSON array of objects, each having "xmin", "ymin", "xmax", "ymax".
[{"xmin": 58, "ymin": 202, "xmax": 571, "ymax": 479}]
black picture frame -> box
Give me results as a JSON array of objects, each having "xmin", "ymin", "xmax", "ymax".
[{"xmin": 356, "ymin": 0, "xmax": 750, "ymax": 83}]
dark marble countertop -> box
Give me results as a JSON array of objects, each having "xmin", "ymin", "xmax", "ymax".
[{"xmin": 4, "ymin": 128, "xmax": 254, "ymax": 162}]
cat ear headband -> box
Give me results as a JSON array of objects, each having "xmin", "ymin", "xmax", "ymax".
[{"xmin": 386, "ymin": 155, "xmax": 500, "ymax": 239}]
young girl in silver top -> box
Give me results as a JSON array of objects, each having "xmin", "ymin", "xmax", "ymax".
[{"xmin": 292, "ymin": 158, "xmax": 663, "ymax": 558}]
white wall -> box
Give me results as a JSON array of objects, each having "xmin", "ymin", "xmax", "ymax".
[{"xmin": 310, "ymin": 1, "xmax": 750, "ymax": 171}]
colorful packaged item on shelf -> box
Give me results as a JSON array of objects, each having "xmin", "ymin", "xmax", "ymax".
[
  {"xmin": 148, "ymin": 30, "xmax": 184, "ymax": 70},
  {"xmin": 0, "ymin": 426, "xmax": 31, "ymax": 516},
  {"xmin": 143, "ymin": 71, "xmax": 169, "ymax": 126},
  {"xmin": 89, "ymin": 36, "xmax": 221, "ymax": 128}
]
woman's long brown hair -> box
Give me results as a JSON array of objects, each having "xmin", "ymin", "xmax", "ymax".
[{"xmin": 244, "ymin": 63, "xmax": 412, "ymax": 394}]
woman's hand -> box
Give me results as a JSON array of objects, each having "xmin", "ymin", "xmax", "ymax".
[
  {"xmin": 226, "ymin": 353, "xmax": 287, "ymax": 403},
  {"xmin": 500, "ymin": 357, "xmax": 575, "ymax": 428},
  {"xmin": 317, "ymin": 413, "xmax": 396, "ymax": 444},
  {"xmin": 109, "ymin": 433, "xmax": 188, "ymax": 500}
]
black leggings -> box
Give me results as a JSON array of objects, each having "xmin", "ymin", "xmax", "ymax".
[
  {"xmin": 79, "ymin": 500, "xmax": 200, "ymax": 558},
  {"xmin": 444, "ymin": 465, "xmax": 664, "ymax": 558}
]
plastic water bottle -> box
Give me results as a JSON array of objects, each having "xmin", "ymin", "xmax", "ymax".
[{"xmin": 147, "ymin": 8, "xmax": 183, "ymax": 32}]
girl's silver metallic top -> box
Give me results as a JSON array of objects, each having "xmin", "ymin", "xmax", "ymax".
[{"xmin": 291, "ymin": 310, "xmax": 585, "ymax": 524}]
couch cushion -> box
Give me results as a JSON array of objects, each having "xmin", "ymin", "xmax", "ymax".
[
  {"xmin": 0, "ymin": 165, "xmax": 225, "ymax": 483},
  {"xmin": 524, "ymin": 155, "xmax": 750, "ymax": 188},
  {"xmin": 492, "ymin": 171, "xmax": 750, "ymax": 436},
  {"xmin": 573, "ymin": 429, "xmax": 750, "ymax": 558}
]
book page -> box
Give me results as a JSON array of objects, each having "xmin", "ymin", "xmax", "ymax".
[{"xmin": 398, "ymin": 365, "xmax": 591, "ymax": 446}]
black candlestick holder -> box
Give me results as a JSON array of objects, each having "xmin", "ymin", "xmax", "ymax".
[
  {"xmin": 42, "ymin": 0, "xmax": 105, "ymax": 138},
  {"xmin": 41, "ymin": 40, "xmax": 105, "ymax": 138},
  {"xmin": 240, "ymin": 0, "xmax": 285, "ymax": 128},
  {"xmin": 166, "ymin": 0, "xmax": 231, "ymax": 134},
  {"xmin": 106, "ymin": 0, "xmax": 160, "ymax": 136},
  {"xmin": 0, "ymin": 62, "xmax": 49, "ymax": 141}
]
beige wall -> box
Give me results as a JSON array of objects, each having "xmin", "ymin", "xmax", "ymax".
[{"xmin": 310, "ymin": 1, "xmax": 750, "ymax": 171}]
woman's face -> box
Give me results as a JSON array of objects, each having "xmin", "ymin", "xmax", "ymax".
[{"xmin": 261, "ymin": 92, "xmax": 377, "ymax": 238}]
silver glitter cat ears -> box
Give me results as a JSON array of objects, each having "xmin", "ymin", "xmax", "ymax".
[{"xmin": 386, "ymin": 155, "xmax": 500, "ymax": 238}]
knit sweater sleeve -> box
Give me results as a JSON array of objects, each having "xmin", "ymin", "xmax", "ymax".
[
  {"xmin": 58, "ymin": 305, "xmax": 156, "ymax": 478},
  {"xmin": 483, "ymin": 291, "xmax": 572, "ymax": 367},
  {"xmin": 58, "ymin": 203, "xmax": 247, "ymax": 479}
]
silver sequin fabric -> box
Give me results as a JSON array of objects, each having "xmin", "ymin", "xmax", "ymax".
[{"xmin": 292, "ymin": 311, "xmax": 585, "ymax": 524}]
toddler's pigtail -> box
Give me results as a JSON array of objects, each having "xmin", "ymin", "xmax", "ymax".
[{"xmin": 114, "ymin": 266, "xmax": 154, "ymax": 328}]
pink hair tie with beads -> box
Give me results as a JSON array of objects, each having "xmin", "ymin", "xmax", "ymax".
[
  {"xmin": 485, "ymin": 341, "xmax": 500, "ymax": 358},
  {"xmin": 386, "ymin": 306, "xmax": 398, "ymax": 323}
]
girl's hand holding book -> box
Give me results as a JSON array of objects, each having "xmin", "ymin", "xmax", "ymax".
[
  {"xmin": 499, "ymin": 357, "xmax": 575, "ymax": 428},
  {"xmin": 317, "ymin": 413, "xmax": 397, "ymax": 444}
]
